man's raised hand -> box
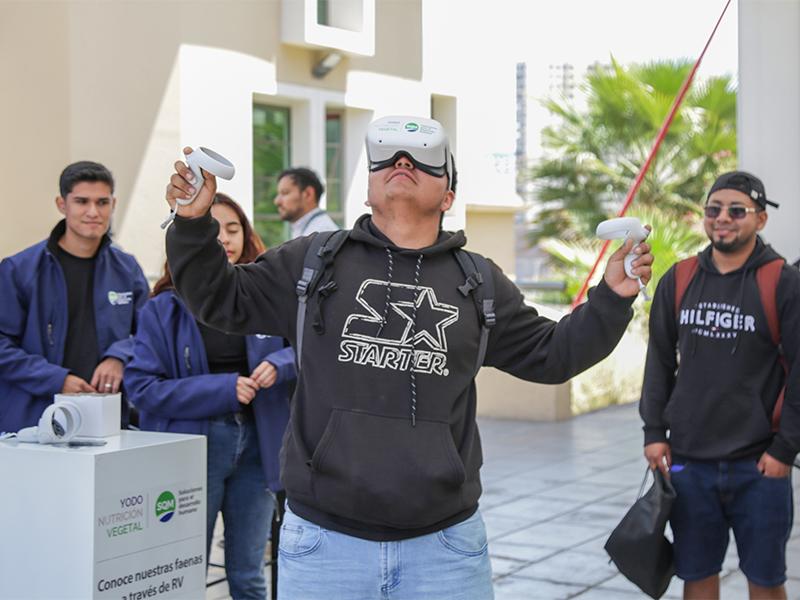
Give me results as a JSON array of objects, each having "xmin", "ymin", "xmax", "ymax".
[
  {"xmin": 165, "ymin": 147, "xmax": 217, "ymax": 219},
  {"xmin": 604, "ymin": 234, "xmax": 654, "ymax": 298}
]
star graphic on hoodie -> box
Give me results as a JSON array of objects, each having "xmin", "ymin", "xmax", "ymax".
[{"xmin": 389, "ymin": 287, "xmax": 459, "ymax": 351}]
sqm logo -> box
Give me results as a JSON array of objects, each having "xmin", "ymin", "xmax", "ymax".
[
  {"xmin": 155, "ymin": 491, "xmax": 176, "ymax": 523},
  {"xmin": 107, "ymin": 290, "xmax": 133, "ymax": 306}
]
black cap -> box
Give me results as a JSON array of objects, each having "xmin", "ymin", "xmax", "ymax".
[{"xmin": 707, "ymin": 170, "xmax": 778, "ymax": 209}]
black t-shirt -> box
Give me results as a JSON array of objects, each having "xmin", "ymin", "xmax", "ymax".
[
  {"xmin": 197, "ymin": 321, "xmax": 250, "ymax": 376},
  {"xmin": 197, "ymin": 321, "xmax": 252, "ymax": 417},
  {"xmin": 52, "ymin": 243, "xmax": 99, "ymax": 382}
]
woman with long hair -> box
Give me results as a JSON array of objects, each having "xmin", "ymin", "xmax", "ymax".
[{"xmin": 125, "ymin": 194, "xmax": 294, "ymax": 599}]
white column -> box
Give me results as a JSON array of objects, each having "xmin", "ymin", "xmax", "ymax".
[
  {"xmin": 738, "ymin": 0, "xmax": 800, "ymax": 261},
  {"xmin": 308, "ymin": 95, "xmax": 328, "ymax": 193},
  {"xmin": 277, "ymin": 84, "xmax": 333, "ymax": 210}
]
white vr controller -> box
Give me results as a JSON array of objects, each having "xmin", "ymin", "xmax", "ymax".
[
  {"xmin": 16, "ymin": 402, "xmax": 82, "ymax": 444},
  {"xmin": 595, "ymin": 217, "xmax": 650, "ymax": 278},
  {"xmin": 161, "ymin": 147, "xmax": 236, "ymax": 229},
  {"xmin": 596, "ymin": 217, "xmax": 650, "ymax": 297}
]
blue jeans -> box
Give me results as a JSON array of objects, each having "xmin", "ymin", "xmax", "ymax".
[
  {"xmin": 278, "ymin": 505, "xmax": 494, "ymax": 600},
  {"xmin": 206, "ymin": 415, "xmax": 275, "ymax": 600},
  {"xmin": 669, "ymin": 458, "xmax": 793, "ymax": 587}
]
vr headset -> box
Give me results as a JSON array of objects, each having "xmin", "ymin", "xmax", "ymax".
[
  {"xmin": 366, "ymin": 116, "xmax": 456, "ymax": 191},
  {"xmin": 12, "ymin": 402, "xmax": 82, "ymax": 444}
]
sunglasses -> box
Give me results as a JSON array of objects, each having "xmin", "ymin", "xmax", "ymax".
[{"xmin": 703, "ymin": 204, "xmax": 761, "ymax": 220}]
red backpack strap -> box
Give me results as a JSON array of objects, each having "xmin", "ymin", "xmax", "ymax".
[
  {"xmin": 673, "ymin": 256, "xmax": 700, "ymax": 317},
  {"xmin": 756, "ymin": 258, "xmax": 784, "ymax": 347},
  {"xmin": 756, "ymin": 258, "xmax": 786, "ymax": 431}
]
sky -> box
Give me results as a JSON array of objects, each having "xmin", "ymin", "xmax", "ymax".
[
  {"xmin": 505, "ymin": 0, "xmax": 739, "ymax": 159},
  {"xmin": 510, "ymin": 0, "xmax": 738, "ymax": 76}
]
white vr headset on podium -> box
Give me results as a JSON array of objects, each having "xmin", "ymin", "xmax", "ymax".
[
  {"xmin": 1, "ymin": 393, "xmax": 120, "ymax": 445},
  {"xmin": 15, "ymin": 402, "xmax": 83, "ymax": 444}
]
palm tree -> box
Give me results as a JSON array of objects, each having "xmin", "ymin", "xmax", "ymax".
[{"xmin": 527, "ymin": 58, "xmax": 736, "ymax": 243}]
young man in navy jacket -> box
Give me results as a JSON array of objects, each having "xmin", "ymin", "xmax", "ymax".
[{"xmin": 0, "ymin": 161, "xmax": 149, "ymax": 432}]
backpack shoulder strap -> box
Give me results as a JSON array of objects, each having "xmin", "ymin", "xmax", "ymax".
[
  {"xmin": 295, "ymin": 229, "xmax": 350, "ymax": 369},
  {"xmin": 673, "ymin": 256, "xmax": 700, "ymax": 318},
  {"xmin": 453, "ymin": 249, "xmax": 496, "ymax": 375},
  {"xmin": 756, "ymin": 258, "xmax": 784, "ymax": 347},
  {"xmin": 755, "ymin": 258, "xmax": 786, "ymax": 431}
]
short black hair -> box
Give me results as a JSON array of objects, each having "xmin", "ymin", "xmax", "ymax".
[
  {"xmin": 449, "ymin": 155, "xmax": 458, "ymax": 194},
  {"xmin": 278, "ymin": 167, "xmax": 324, "ymax": 204},
  {"xmin": 59, "ymin": 161, "xmax": 115, "ymax": 198}
]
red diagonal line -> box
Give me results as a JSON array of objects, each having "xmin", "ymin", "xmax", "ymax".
[{"xmin": 571, "ymin": 0, "xmax": 733, "ymax": 309}]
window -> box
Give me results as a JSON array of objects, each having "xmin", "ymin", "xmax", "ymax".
[
  {"xmin": 253, "ymin": 104, "xmax": 291, "ymax": 248},
  {"xmin": 282, "ymin": 0, "xmax": 375, "ymax": 56},
  {"xmin": 325, "ymin": 111, "xmax": 345, "ymax": 227},
  {"xmin": 316, "ymin": 0, "xmax": 363, "ymax": 32},
  {"xmin": 317, "ymin": 0, "xmax": 329, "ymax": 25}
]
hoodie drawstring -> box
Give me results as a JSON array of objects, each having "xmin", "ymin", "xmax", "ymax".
[
  {"xmin": 408, "ymin": 254, "xmax": 424, "ymax": 427},
  {"xmin": 377, "ymin": 248, "xmax": 424, "ymax": 426},
  {"xmin": 376, "ymin": 248, "xmax": 395, "ymax": 337}
]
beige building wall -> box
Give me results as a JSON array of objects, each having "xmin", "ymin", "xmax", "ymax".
[
  {"xmin": 1, "ymin": 3, "xmax": 72, "ymax": 255},
  {"xmin": 476, "ymin": 367, "xmax": 572, "ymax": 422},
  {"xmin": 464, "ymin": 207, "xmax": 519, "ymax": 277},
  {"xmin": 466, "ymin": 207, "xmax": 573, "ymax": 421}
]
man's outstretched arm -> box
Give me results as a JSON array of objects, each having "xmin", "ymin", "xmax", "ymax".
[{"xmin": 484, "ymin": 237, "xmax": 653, "ymax": 383}]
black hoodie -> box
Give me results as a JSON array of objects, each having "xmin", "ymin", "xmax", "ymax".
[
  {"xmin": 167, "ymin": 212, "xmax": 634, "ymax": 540},
  {"xmin": 640, "ymin": 238, "xmax": 800, "ymax": 465}
]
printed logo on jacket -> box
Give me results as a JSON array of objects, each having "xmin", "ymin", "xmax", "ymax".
[
  {"xmin": 338, "ymin": 279, "xmax": 459, "ymax": 376},
  {"xmin": 107, "ymin": 290, "xmax": 134, "ymax": 306},
  {"xmin": 680, "ymin": 301, "xmax": 756, "ymax": 339}
]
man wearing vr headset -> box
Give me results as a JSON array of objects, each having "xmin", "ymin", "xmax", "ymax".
[
  {"xmin": 164, "ymin": 116, "xmax": 653, "ymax": 599},
  {"xmin": 640, "ymin": 171, "xmax": 800, "ymax": 600}
]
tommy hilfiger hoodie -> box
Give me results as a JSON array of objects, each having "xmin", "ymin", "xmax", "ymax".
[
  {"xmin": 640, "ymin": 238, "xmax": 800, "ymax": 465},
  {"xmin": 167, "ymin": 212, "xmax": 635, "ymax": 540}
]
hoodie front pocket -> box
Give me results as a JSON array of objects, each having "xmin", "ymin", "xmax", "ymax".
[{"xmin": 310, "ymin": 408, "xmax": 467, "ymax": 529}]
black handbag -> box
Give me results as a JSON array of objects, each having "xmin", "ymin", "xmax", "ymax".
[{"xmin": 604, "ymin": 468, "xmax": 677, "ymax": 599}]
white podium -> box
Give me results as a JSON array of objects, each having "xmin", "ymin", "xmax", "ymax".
[{"xmin": 0, "ymin": 431, "xmax": 207, "ymax": 600}]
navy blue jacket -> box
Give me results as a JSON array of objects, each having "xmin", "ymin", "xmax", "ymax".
[
  {"xmin": 125, "ymin": 291, "xmax": 294, "ymax": 491},
  {"xmin": 0, "ymin": 221, "xmax": 149, "ymax": 433}
]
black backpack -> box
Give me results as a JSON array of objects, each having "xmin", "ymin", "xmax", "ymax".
[{"xmin": 294, "ymin": 230, "xmax": 496, "ymax": 375}]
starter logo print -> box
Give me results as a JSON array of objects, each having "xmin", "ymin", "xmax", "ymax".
[{"xmin": 338, "ymin": 279, "xmax": 459, "ymax": 376}]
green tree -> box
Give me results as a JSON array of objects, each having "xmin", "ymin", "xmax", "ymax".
[{"xmin": 527, "ymin": 58, "xmax": 736, "ymax": 243}]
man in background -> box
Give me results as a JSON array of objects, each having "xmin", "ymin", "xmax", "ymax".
[{"xmin": 274, "ymin": 167, "xmax": 339, "ymax": 238}]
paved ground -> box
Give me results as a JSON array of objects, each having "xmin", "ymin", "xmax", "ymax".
[{"xmin": 206, "ymin": 403, "xmax": 800, "ymax": 599}]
